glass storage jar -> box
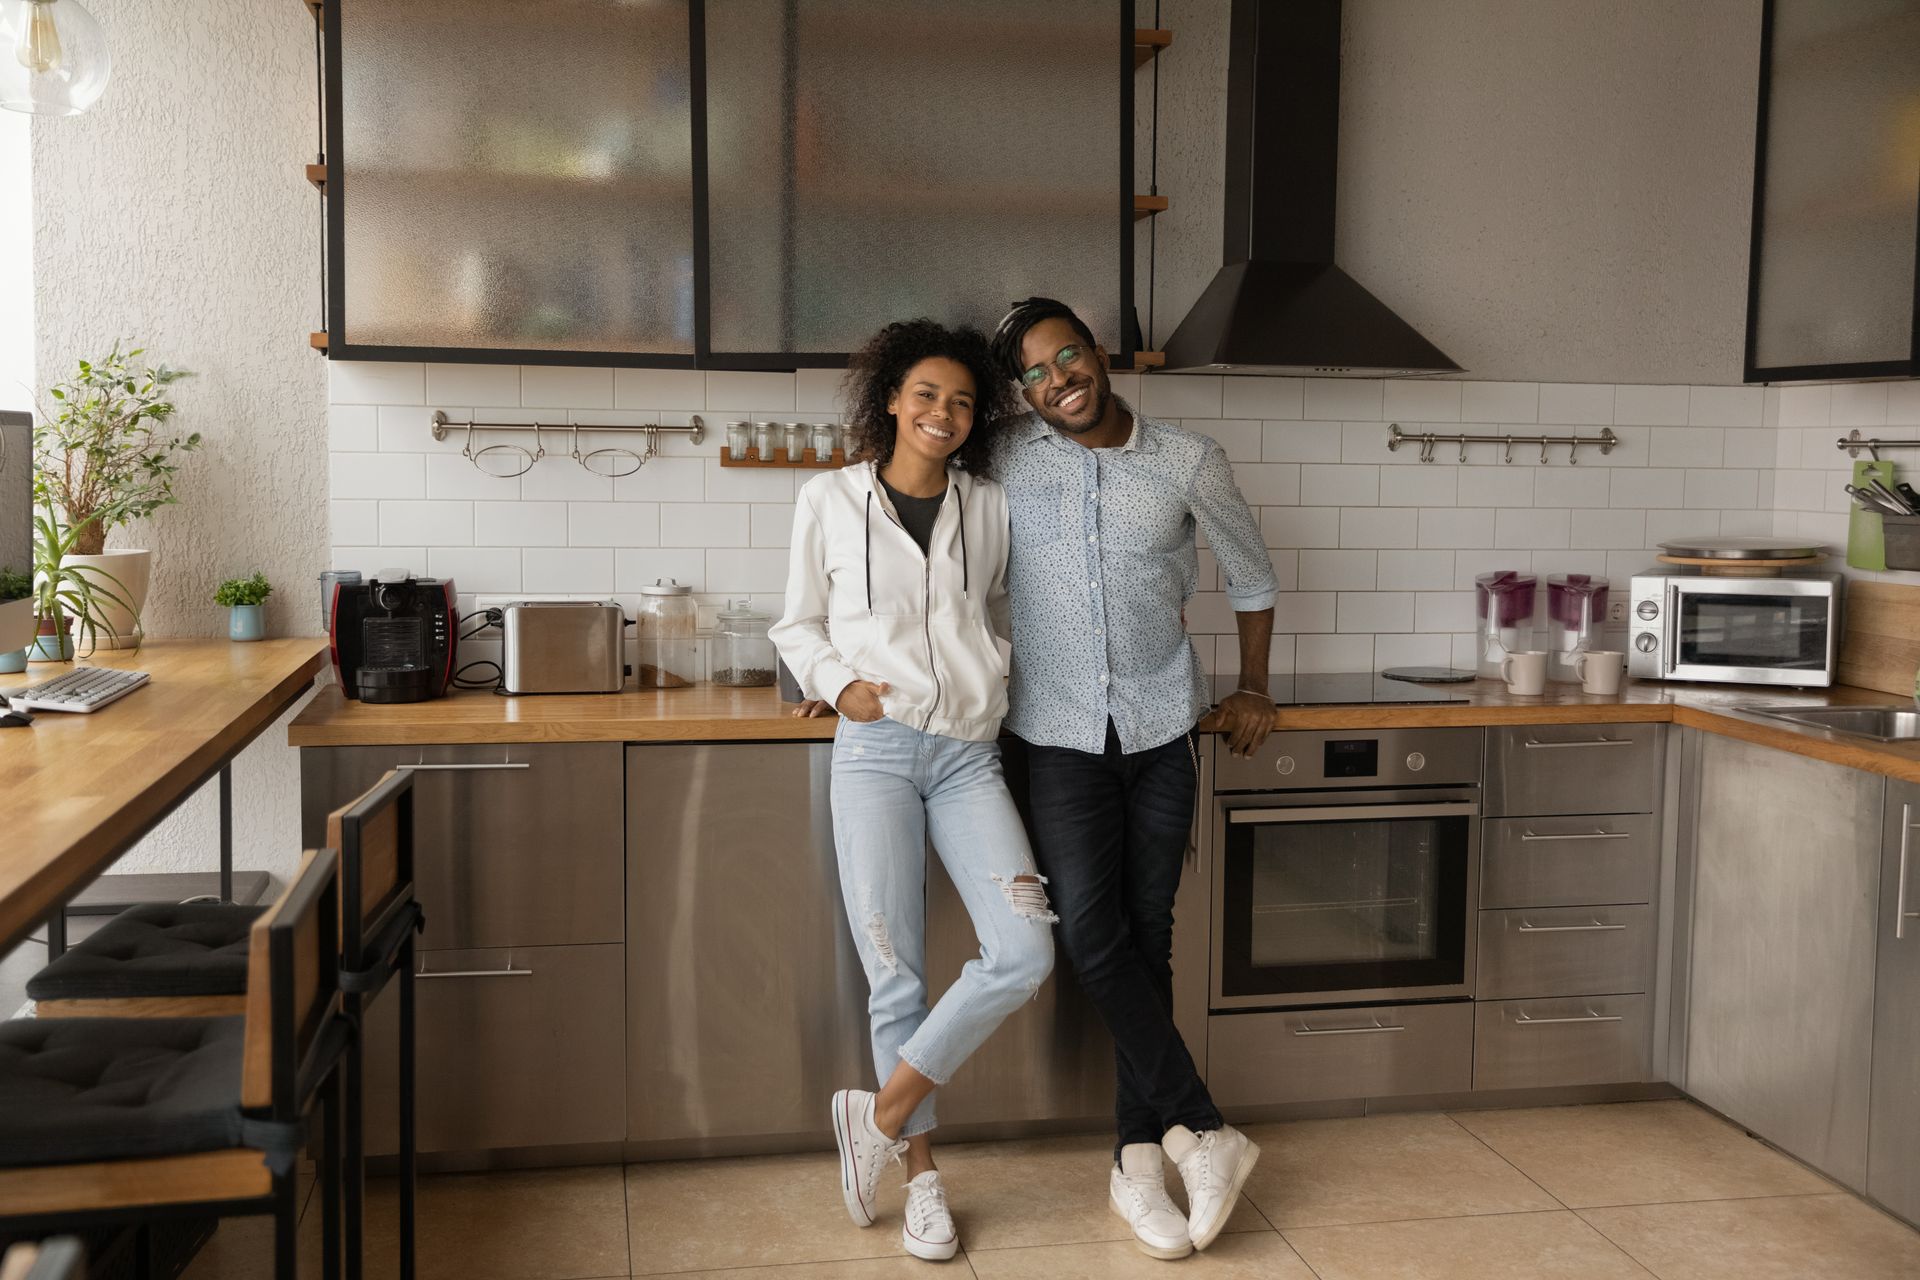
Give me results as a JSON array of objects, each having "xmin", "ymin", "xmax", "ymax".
[
  {"xmin": 812, "ymin": 421, "xmax": 838, "ymax": 461},
  {"xmin": 784, "ymin": 422, "xmax": 809, "ymax": 461},
  {"xmin": 753, "ymin": 421, "xmax": 780, "ymax": 461},
  {"xmin": 711, "ymin": 599, "xmax": 777, "ymax": 687},
  {"xmin": 635, "ymin": 578, "xmax": 698, "ymax": 688},
  {"xmin": 725, "ymin": 421, "xmax": 752, "ymax": 461}
]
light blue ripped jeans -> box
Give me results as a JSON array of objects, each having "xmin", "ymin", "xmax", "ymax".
[{"xmin": 831, "ymin": 714, "xmax": 1056, "ymax": 1138}]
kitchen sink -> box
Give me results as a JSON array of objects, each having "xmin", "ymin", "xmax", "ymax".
[{"xmin": 1735, "ymin": 704, "xmax": 1920, "ymax": 742}]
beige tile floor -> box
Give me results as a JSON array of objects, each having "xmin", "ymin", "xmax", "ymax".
[{"xmin": 182, "ymin": 1100, "xmax": 1920, "ymax": 1279}]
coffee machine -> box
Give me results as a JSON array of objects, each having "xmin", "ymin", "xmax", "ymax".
[{"xmin": 329, "ymin": 572, "xmax": 457, "ymax": 703}]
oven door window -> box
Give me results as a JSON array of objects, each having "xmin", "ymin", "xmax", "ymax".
[
  {"xmin": 1675, "ymin": 592, "xmax": 1828, "ymax": 670},
  {"xmin": 1220, "ymin": 809, "xmax": 1470, "ymax": 999}
]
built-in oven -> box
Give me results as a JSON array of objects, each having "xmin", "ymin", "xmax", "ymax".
[{"xmin": 1210, "ymin": 727, "xmax": 1483, "ymax": 1012}]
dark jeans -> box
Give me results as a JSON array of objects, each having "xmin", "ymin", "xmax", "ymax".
[{"xmin": 1009, "ymin": 721, "xmax": 1223, "ymax": 1158}]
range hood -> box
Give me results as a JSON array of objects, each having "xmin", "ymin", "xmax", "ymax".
[{"xmin": 1159, "ymin": 0, "xmax": 1461, "ymax": 378}]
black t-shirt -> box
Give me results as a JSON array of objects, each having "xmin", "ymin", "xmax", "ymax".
[{"xmin": 879, "ymin": 476, "xmax": 946, "ymax": 556}]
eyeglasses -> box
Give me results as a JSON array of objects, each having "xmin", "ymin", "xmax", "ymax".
[{"xmin": 1018, "ymin": 344, "xmax": 1084, "ymax": 390}]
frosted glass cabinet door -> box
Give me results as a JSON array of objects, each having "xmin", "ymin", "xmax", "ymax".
[
  {"xmin": 1748, "ymin": 0, "xmax": 1920, "ymax": 377},
  {"xmin": 704, "ymin": 1, "xmax": 1123, "ymax": 355},
  {"xmin": 335, "ymin": 0, "xmax": 695, "ymax": 357}
]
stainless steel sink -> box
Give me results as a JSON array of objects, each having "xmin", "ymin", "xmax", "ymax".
[{"xmin": 1736, "ymin": 704, "xmax": 1920, "ymax": 742}]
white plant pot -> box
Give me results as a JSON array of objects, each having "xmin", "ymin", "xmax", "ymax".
[{"xmin": 64, "ymin": 549, "xmax": 153, "ymax": 650}]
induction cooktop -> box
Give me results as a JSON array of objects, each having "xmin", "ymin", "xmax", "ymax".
[{"xmin": 1213, "ymin": 672, "xmax": 1477, "ymax": 707}]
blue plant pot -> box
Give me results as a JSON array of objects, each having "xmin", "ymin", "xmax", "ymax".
[
  {"xmin": 30, "ymin": 629, "xmax": 73, "ymax": 662},
  {"xmin": 0, "ymin": 647, "xmax": 26, "ymax": 674},
  {"xmin": 228, "ymin": 604, "xmax": 266, "ymax": 642}
]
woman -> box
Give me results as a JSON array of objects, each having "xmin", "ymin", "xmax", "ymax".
[{"xmin": 771, "ymin": 319, "xmax": 1055, "ymax": 1262}]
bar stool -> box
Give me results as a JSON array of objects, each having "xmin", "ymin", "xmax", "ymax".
[
  {"xmin": 0, "ymin": 850, "xmax": 350, "ymax": 1280},
  {"xmin": 25, "ymin": 771, "xmax": 424, "ymax": 1280}
]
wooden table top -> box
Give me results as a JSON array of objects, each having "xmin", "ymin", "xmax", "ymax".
[
  {"xmin": 0, "ymin": 637, "xmax": 327, "ymax": 954},
  {"xmin": 288, "ymin": 673, "xmax": 1920, "ymax": 785}
]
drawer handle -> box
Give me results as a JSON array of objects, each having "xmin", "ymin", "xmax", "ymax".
[
  {"xmin": 1520, "ymin": 828, "xmax": 1631, "ymax": 843},
  {"xmin": 1521, "ymin": 737, "xmax": 1632, "ymax": 749},
  {"xmin": 415, "ymin": 967, "xmax": 534, "ymax": 980},
  {"xmin": 1516, "ymin": 919, "xmax": 1626, "ymax": 933},
  {"xmin": 1901, "ymin": 804, "xmax": 1915, "ymax": 942},
  {"xmin": 1293, "ymin": 1021, "xmax": 1406, "ymax": 1037},
  {"xmin": 396, "ymin": 763, "xmax": 532, "ymax": 773},
  {"xmin": 1515, "ymin": 1009, "xmax": 1623, "ymax": 1026}
]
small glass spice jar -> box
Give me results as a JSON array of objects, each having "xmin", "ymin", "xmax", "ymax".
[
  {"xmin": 725, "ymin": 421, "xmax": 752, "ymax": 462},
  {"xmin": 784, "ymin": 422, "xmax": 809, "ymax": 462},
  {"xmin": 753, "ymin": 421, "xmax": 780, "ymax": 461},
  {"xmin": 811, "ymin": 421, "xmax": 839, "ymax": 461}
]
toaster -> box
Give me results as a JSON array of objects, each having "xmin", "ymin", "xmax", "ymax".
[{"xmin": 500, "ymin": 601, "xmax": 628, "ymax": 695}]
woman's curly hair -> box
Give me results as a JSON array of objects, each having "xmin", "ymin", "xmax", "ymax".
[{"xmin": 841, "ymin": 319, "xmax": 1016, "ymax": 478}]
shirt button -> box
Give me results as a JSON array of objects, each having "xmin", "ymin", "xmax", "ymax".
[
  {"xmin": 1089, "ymin": 580, "xmax": 1099, "ymax": 590},
  {"xmin": 1087, "ymin": 534, "xmax": 1096, "ymax": 544},
  {"xmin": 1100, "ymin": 673, "xmax": 1109, "ymax": 685},
  {"xmin": 1089, "ymin": 491, "xmax": 1099, "ymax": 502},
  {"xmin": 1095, "ymin": 627, "xmax": 1104, "ymax": 636}
]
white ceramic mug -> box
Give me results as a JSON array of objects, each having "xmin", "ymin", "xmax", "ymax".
[
  {"xmin": 1576, "ymin": 649, "xmax": 1626, "ymax": 696},
  {"xmin": 1501, "ymin": 650, "xmax": 1548, "ymax": 696}
]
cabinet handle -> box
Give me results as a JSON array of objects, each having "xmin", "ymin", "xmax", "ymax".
[
  {"xmin": 1522, "ymin": 737, "xmax": 1633, "ymax": 749},
  {"xmin": 1515, "ymin": 1010, "xmax": 1623, "ymax": 1026},
  {"xmin": 1899, "ymin": 803, "xmax": 1914, "ymax": 942},
  {"xmin": 395, "ymin": 763, "xmax": 531, "ymax": 773},
  {"xmin": 1520, "ymin": 828, "xmax": 1631, "ymax": 842},
  {"xmin": 1294, "ymin": 1021, "xmax": 1405, "ymax": 1036},
  {"xmin": 415, "ymin": 967, "xmax": 533, "ymax": 980},
  {"xmin": 1516, "ymin": 919, "xmax": 1626, "ymax": 933}
]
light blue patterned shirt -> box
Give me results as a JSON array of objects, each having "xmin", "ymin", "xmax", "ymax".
[{"xmin": 994, "ymin": 400, "xmax": 1277, "ymax": 754}]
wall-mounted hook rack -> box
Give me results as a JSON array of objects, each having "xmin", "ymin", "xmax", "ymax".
[
  {"xmin": 1838, "ymin": 428, "xmax": 1920, "ymax": 460},
  {"xmin": 1385, "ymin": 423, "xmax": 1619, "ymax": 465},
  {"xmin": 429, "ymin": 409, "xmax": 704, "ymax": 446}
]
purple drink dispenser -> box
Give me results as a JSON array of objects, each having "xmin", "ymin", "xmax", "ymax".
[
  {"xmin": 1475, "ymin": 571, "xmax": 1539, "ymax": 679},
  {"xmin": 1546, "ymin": 574, "xmax": 1610, "ymax": 683}
]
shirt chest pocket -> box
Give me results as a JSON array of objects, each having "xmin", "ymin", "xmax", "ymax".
[{"xmin": 1007, "ymin": 479, "xmax": 1070, "ymax": 547}]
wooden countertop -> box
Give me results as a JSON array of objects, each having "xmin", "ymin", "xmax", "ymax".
[
  {"xmin": 288, "ymin": 674, "xmax": 1920, "ymax": 785},
  {"xmin": 0, "ymin": 637, "xmax": 328, "ymax": 954}
]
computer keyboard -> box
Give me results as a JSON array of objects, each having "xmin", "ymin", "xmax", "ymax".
[{"xmin": 7, "ymin": 666, "xmax": 150, "ymax": 713}]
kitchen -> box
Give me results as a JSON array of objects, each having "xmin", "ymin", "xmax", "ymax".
[{"xmin": 1, "ymin": 0, "xmax": 1919, "ymax": 1277}]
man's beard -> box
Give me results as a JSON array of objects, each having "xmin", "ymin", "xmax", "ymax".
[{"xmin": 1040, "ymin": 381, "xmax": 1109, "ymax": 435}]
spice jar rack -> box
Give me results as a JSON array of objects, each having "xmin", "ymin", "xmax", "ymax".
[
  {"xmin": 718, "ymin": 447, "xmax": 849, "ymax": 469},
  {"xmin": 718, "ymin": 420, "xmax": 851, "ymax": 469}
]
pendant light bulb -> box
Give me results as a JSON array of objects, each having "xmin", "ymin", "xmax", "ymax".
[{"xmin": 0, "ymin": 0, "xmax": 110, "ymax": 117}]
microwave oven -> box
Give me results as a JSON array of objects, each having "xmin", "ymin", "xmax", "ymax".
[{"xmin": 1626, "ymin": 571, "xmax": 1843, "ymax": 687}]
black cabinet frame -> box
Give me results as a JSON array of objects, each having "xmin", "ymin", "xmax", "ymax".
[
  {"xmin": 1743, "ymin": 0, "xmax": 1920, "ymax": 384},
  {"xmin": 318, "ymin": 0, "xmax": 1133, "ymax": 372}
]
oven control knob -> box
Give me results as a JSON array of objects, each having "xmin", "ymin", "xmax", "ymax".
[
  {"xmin": 1636, "ymin": 600, "xmax": 1660, "ymax": 621},
  {"xmin": 1405, "ymin": 751, "xmax": 1427, "ymax": 772},
  {"xmin": 1635, "ymin": 632, "xmax": 1659, "ymax": 653},
  {"xmin": 1274, "ymin": 755, "xmax": 1296, "ymax": 777}
]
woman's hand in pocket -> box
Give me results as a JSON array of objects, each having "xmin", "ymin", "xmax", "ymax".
[{"xmin": 835, "ymin": 680, "xmax": 891, "ymax": 723}]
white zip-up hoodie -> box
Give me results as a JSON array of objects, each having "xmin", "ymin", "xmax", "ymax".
[{"xmin": 772, "ymin": 460, "xmax": 1012, "ymax": 742}]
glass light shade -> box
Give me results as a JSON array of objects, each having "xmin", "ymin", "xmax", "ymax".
[{"xmin": 0, "ymin": 0, "xmax": 111, "ymax": 117}]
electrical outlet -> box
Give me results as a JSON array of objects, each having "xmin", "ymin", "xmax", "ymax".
[{"xmin": 1607, "ymin": 599, "xmax": 1628, "ymax": 623}]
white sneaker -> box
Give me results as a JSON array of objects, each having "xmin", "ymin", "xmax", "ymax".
[
  {"xmin": 831, "ymin": 1089, "xmax": 906, "ymax": 1228},
  {"xmin": 1108, "ymin": 1143, "xmax": 1193, "ymax": 1260},
  {"xmin": 901, "ymin": 1170, "xmax": 959, "ymax": 1261},
  {"xmin": 1162, "ymin": 1123, "xmax": 1260, "ymax": 1251}
]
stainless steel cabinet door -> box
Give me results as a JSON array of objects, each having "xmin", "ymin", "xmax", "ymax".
[
  {"xmin": 301, "ymin": 744, "xmax": 624, "ymax": 950},
  {"xmin": 1870, "ymin": 783, "xmax": 1920, "ymax": 1225},
  {"xmin": 1480, "ymin": 815, "xmax": 1658, "ymax": 909},
  {"xmin": 625, "ymin": 743, "xmax": 872, "ymax": 1148},
  {"xmin": 1473, "ymin": 995, "xmax": 1651, "ymax": 1091},
  {"xmin": 1476, "ymin": 905, "xmax": 1653, "ymax": 1000},
  {"xmin": 1684, "ymin": 733, "xmax": 1880, "ymax": 1191},
  {"xmin": 1484, "ymin": 724, "xmax": 1662, "ymax": 817}
]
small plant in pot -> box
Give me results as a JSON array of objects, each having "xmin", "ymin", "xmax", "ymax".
[
  {"xmin": 30, "ymin": 501, "xmax": 139, "ymax": 661},
  {"xmin": 214, "ymin": 572, "xmax": 272, "ymax": 642},
  {"xmin": 0, "ymin": 566, "xmax": 30, "ymax": 674},
  {"xmin": 33, "ymin": 345, "xmax": 198, "ymax": 649}
]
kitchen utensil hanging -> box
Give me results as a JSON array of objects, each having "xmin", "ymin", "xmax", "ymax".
[
  {"xmin": 1386, "ymin": 423, "xmax": 1619, "ymax": 464},
  {"xmin": 434, "ymin": 410, "xmax": 704, "ymax": 478}
]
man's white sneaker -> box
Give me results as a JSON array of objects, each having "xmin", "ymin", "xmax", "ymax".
[
  {"xmin": 1108, "ymin": 1143, "xmax": 1193, "ymax": 1260},
  {"xmin": 831, "ymin": 1089, "xmax": 906, "ymax": 1228},
  {"xmin": 901, "ymin": 1170, "xmax": 959, "ymax": 1261},
  {"xmin": 1162, "ymin": 1123, "xmax": 1260, "ymax": 1251}
]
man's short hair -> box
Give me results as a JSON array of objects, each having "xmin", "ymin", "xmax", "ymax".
[{"xmin": 990, "ymin": 297, "xmax": 1100, "ymax": 383}]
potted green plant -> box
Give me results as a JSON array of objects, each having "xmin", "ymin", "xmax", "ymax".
[
  {"xmin": 0, "ymin": 566, "xmax": 30, "ymax": 673},
  {"xmin": 31, "ymin": 499, "xmax": 139, "ymax": 661},
  {"xmin": 33, "ymin": 345, "xmax": 198, "ymax": 649},
  {"xmin": 214, "ymin": 572, "xmax": 272, "ymax": 642}
]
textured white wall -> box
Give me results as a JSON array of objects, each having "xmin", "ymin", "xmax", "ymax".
[{"xmin": 31, "ymin": 0, "xmax": 326, "ymax": 883}]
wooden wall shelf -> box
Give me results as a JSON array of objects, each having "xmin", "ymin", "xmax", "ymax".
[
  {"xmin": 1133, "ymin": 194, "xmax": 1168, "ymax": 221},
  {"xmin": 309, "ymin": 332, "xmax": 329, "ymax": 351},
  {"xmin": 305, "ymin": 163, "xmax": 327, "ymax": 189},
  {"xmin": 719, "ymin": 449, "xmax": 848, "ymax": 470},
  {"xmin": 1133, "ymin": 29, "xmax": 1172, "ymax": 68},
  {"xmin": 1127, "ymin": 351, "xmax": 1166, "ymax": 369}
]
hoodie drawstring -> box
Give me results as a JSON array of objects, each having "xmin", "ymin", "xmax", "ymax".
[
  {"xmin": 956, "ymin": 481, "xmax": 968, "ymax": 597},
  {"xmin": 864, "ymin": 489, "xmax": 874, "ymax": 613}
]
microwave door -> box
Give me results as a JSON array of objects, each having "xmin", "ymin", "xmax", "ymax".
[{"xmin": 1667, "ymin": 583, "xmax": 1836, "ymax": 686}]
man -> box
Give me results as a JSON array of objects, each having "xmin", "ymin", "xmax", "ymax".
[{"xmin": 987, "ymin": 296, "xmax": 1276, "ymax": 1259}]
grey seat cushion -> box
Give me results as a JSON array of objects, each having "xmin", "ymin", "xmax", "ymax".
[
  {"xmin": 0, "ymin": 1016, "xmax": 247, "ymax": 1167},
  {"xmin": 27, "ymin": 903, "xmax": 263, "ymax": 1001}
]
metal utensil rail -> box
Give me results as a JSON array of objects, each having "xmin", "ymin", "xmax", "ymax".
[
  {"xmin": 1838, "ymin": 429, "xmax": 1920, "ymax": 460},
  {"xmin": 1386, "ymin": 422, "xmax": 1619, "ymax": 464}
]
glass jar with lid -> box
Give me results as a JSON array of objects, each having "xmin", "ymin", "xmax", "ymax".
[
  {"xmin": 710, "ymin": 599, "xmax": 778, "ymax": 687},
  {"xmin": 811, "ymin": 421, "xmax": 839, "ymax": 461},
  {"xmin": 635, "ymin": 578, "xmax": 698, "ymax": 688},
  {"xmin": 725, "ymin": 421, "xmax": 752, "ymax": 462}
]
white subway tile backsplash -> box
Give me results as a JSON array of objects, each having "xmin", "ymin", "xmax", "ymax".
[
  {"xmin": 661, "ymin": 503, "xmax": 749, "ymax": 548},
  {"xmin": 1383, "ymin": 380, "xmax": 1462, "ymax": 423},
  {"xmin": 707, "ymin": 371, "xmax": 796, "ymax": 411},
  {"xmin": 1374, "ymin": 633, "xmax": 1452, "ymax": 669},
  {"xmin": 1461, "ymin": 382, "xmax": 1539, "ymax": 424},
  {"xmin": 1645, "ymin": 509, "xmax": 1713, "ymax": 547},
  {"xmin": 705, "ymin": 459, "xmax": 798, "ymax": 503},
  {"xmin": 330, "ymin": 500, "xmax": 378, "ymax": 546},
  {"xmin": 1495, "ymin": 507, "xmax": 1569, "ymax": 549},
  {"xmin": 380, "ymin": 500, "xmax": 473, "ymax": 547},
  {"xmin": 429, "ymin": 547, "xmax": 521, "ymax": 595},
  {"xmin": 476, "ymin": 501, "xmax": 566, "ymax": 547},
  {"xmin": 1300, "ymin": 550, "xmax": 1376, "ymax": 591},
  {"xmin": 331, "ymin": 452, "xmax": 424, "ymax": 500},
  {"xmin": 520, "ymin": 460, "xmax": 615, "ymax": 503},
  {"xmin": 616, "ymin": 548, "xmax": 707, "ymax": 593},
  {"xmin": 1888, "ymin": 381, "xmax": 1920, "ymax": 425},
  {"xmin": 329, "ymin": 406, "xmax": 378, "ymax": 452},
  {"xmin": 1263, "ymin": 507, "xmax": 1340, "ymax": 549},
  {"xmin": 1537, "ymin": 383, "xmax": 1615, "ymax": 425},
  {"xmin": 1340, "ymin": 421, "xmax": 1408, "ymax": 465},
  {"xmin": 792, "ymin": 369, "xmax": 848, "ymax": 414},
  {"xmin": 1186, "ymin": 419, "xmax": 1263, "ymax": 463},
  {"xmin": 1274, "ymin": 593, "xmax": 1337, "ymax": 633},
  {"xmin": 1531, "ymin": 467, "xmax": 1610, "ymax": 509},
  {"xmin": 521, "ymin": 365, "xmax": 614, "ymax": 409},
  {"xmin": 1831, "ymin": 382, "xmax": 1889, "ymax": 428},
  {"xmin": 1231, "ymin": 463, "xmax": 1301, "ymax": 506},
  {"xmin": 377, "ymin": 405, "xmax": 448, "ymax": 453},
  {"xmin": 523, "ymin": 547, "xmax": 615, "ymax": 593},
  {"xmin": 1337, "ymin": 591, "xmax": 1413, "ymax": 633},
  {"xmin": 425, "ymin": 454, "xmax": 521, "ymax": 501},
  {"xmin": 707, "ymin": 549, "xmax": 791, "ymax": 595},
  {"xmin": 1608, "ymin": 467, "xmax": 1686, "ymax": 508},
  {"xmin": 1723, "ymin": 427, "xmax": 1776, "ymax": 466},
  {"xmin": 1376, "ymin": 550, "xmax": 1456, "ymax": 591},
  {"xmin": 426, "ymin": 363, "xmax": 521, "ymax": 407},
  {"xmin": 1649, "ymin": 427, "xmax": 1724, "ymax": 469},
  {"xmin": 1687, "ymin": 385, "xmax": 1763, "ymax": 427},
  {"xmin": 1140, "ymin": 375, "xmax": 1223, "ymax": 419},
  {"xmin": 1340, "ymin": 507, "xmax": 1418, "ymax": 549},
  {"xmin": 1306, "ymin": 379, "xmax": 1384, "ymax": 422},
  {"xmin": 1684, "ymin": 468, "xmax": 1758, "ymax": 509},
  {"xmin": 1613, "ymin": 384, "xmax": 1690, "ymax": 427},
  {"xmin": 1303, "ymin": 463, "xmax": 1378, "ymax": 507},
  {"xmin": 1262, "ymin": 420, "xmax": 1344, "ymax": 463},
  {"xmin": 614, "ymin": 368, "xmax": 707, "ymax": 411},
  {"xmin": 1223, "ymin": 378, "xmax": 1303, "ymax": 420},
  {"xmin": 1418, "ymin": 508, "xmax": 1496, "ymax": 549},
  {"xmin": 610, "ymin": 457, "xmax": 707, "ymax": 503},
  {"xmin": 1454, "ymin": 466, "xmax": 1534, "ymax": 508},
  {"xmin": 1453, "ymin": 549, "xmax": 1518, "ymax": 590},
  {"xmin": 1571, "ymin": 508, "xmax": 1646, "ymax": 550},
  {"xmin": 1414, "ymin": 591, "xmax": 1475, "ymax": 633},
  {"xmin": 752, "ymin": 504, "xmax": 796, "ymax": 548},
  {"xmin": 1378, "ymin": 466, "xmax": 1457, "ymax": 507},
  {"xmin": 330, "ymin": 361, "xmax": 424, "ymax": 406},
  {"xmin": 571, "ymin": 502, "xmax": 659, "ymax": 548},
  {"xmin": 1297, "ymin": 633, "xmax": 1373, "ymax": 673},
  {"xmin": 1778, "ymin": 384, "xmax": 1831, "ymax": 428}
]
